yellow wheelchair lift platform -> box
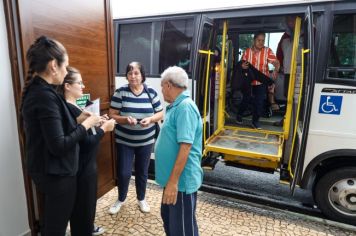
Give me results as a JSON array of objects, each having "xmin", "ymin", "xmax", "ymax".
[
  {"xmin": 204, "ymin": 126, "xmax": 284, "ymax": 170},
  {"xmin": 200, "ymin": 21, "xmax": 286, "ymax": 171}
]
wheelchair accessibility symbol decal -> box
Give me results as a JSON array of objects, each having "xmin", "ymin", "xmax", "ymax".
[{"xmin": 319, "ymin": 95, "xmax": 343, "ymax": 115}]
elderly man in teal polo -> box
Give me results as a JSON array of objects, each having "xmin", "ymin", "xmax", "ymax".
[{"xmin": 155, "ymin": 66, "xmax": 203, "ymax": 236}]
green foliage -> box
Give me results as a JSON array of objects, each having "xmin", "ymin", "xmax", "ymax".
[
  {"xmin": 335, "ymin": 33, "xmax": 355, "ymax": 66},
  {"xmin": 239, "ymin": 34, "xmax": 254, "ymax": 51}
]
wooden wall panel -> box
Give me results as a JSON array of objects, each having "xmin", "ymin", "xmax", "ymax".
[{"xmin": 17, "ymin": 0, "xmax": 116, "ymax": 197}]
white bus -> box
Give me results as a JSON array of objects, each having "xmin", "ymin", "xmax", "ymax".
[{"xmin": 113, "ymin": 1, "xmax": 356, "ymax": 225}]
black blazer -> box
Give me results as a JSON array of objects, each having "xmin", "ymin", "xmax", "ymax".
[
  {"xmin": 21, "ymin": 76, "xmax": 87, "ymax": 180},
  {"xmin": 67, "ymin": 103, "xmax": 104, "ymax": 176}
]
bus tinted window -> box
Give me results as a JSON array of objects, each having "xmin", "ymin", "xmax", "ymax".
[
  {"xmin": 160, "ymin": 19, "xmax": 194, "ymax": 73},
  {"xmin": 117, "ymin": 18, "xmax": 194, "ymax": 76},
  {"xmin": 118, "ymin": 23, "xmax": 152, "ymax": 74},
  {"xmin": 327, "ymin": 14, "xmax": 356, "ymax": 81}
]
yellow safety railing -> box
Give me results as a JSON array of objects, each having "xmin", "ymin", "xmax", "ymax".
[
  {"xmin": 288, "ymin": 48, "xmax": 310, "ymax": 178},
  {"xmin": 199, "ymin": 49, "xmax": 214, "ymax": 145},
  {"xmin": 217, "ymin": 20, "xmax": 228, "ymax": 130},
  {"xmin": 283, "ymin": 17, "xmax": 302, "ymax": 140}
]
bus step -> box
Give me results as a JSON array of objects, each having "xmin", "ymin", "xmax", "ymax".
[
  {"xmin": 202, "ymin": 156, "xmax": 219, "ymax": 171},
  {"xmin": 280, "ymin": 165, "xmax": 290, "ymax": 182}
]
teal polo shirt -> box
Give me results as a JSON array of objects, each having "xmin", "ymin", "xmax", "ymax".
[{"xmin": 155, "ymin": 90, "xmax": 203, "ymax": 194}]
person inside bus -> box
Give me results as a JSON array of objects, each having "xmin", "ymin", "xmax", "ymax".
[
  {"xmin": 21, "ymin": 36, "xmax": 100, "ymax": 235},
  {"xmin": 108, "ymin": 61, "xmax": 163, "ymax": 215},
  {"xmin": 156, "ymin": 66, "xmax": 203, "ymax": 236},
  {"xmin": 58, "ymin": 66, "xmax": 115, "ymax": 236},
  {"xmin": 236, "ymin": 31, "xmax": 280, "ymax": 129},
  {"xmin": 278, "ymin": 15, "xmax": 309, "ymax": 98},
  {"xmin": 273, "ymin": 15, "xmax": 305, "ymax": 127},
  {"xmin": 276, "ymin": 15, "xmax": 302, "ymax": 100}
]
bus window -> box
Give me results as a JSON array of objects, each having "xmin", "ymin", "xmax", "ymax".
[
  {"xmin": 117, "ymin": 18, "xmax": 194, "ymax": 77},
  {"xmin": 237, "ymin": 33, "xmax": 253, "ymax": 60},
  {"xmin": 327, "ymin": 14, "xmax": 356, "ymax": 81},
  {"xmin": 118, "ymin": 23, "xmax": 153, "ymax": 75},
  {"xmin": 159, "ymin": 19, "xmax": 194, "ymax": 73}
]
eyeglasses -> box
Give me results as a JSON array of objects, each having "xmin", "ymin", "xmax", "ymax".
[{"xmin": 73, "ymin": 81, "xmax": 84, "ymax": 86}]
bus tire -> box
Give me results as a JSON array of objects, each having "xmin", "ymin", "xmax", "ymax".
[{"xmin": 314, "ymin": 167, "xmax": 356, "ymax": 225}]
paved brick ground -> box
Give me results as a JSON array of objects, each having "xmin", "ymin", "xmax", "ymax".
[{"xmin": 94, "ymin": 180, "xmax": 356, "ymax": 236}]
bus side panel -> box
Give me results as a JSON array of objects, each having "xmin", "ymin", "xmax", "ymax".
[{"xmin": 302, "ymin": 83, "xmax": 356, "ymax": 176}]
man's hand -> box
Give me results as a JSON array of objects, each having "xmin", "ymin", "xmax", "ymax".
[{"xmin": 162, "ymin": 181, "xmax": 178, "ymax": 205}]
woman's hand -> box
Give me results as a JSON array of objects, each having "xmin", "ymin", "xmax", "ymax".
[
  {"xmin": 81, "ymin": 114, "xmax": 101, "ymax": 130},
  {"xmin": 98, "ymin": 114, "xmax": 110, "ymax": 126},
  {"xmin": 100, "ymin": 119, "xmax": 115, "ymax": 132},
  {"xmin": 101, "ymin": 114, "xmax": 109, "ymax": 120},
  {"xmin": 241, "ymin": 61, "xmax": 249, "ymax": 69},
  {"xmin": 126, "ymin": 116, "xmax": 137, "ymax": 126},
  {"xmin": 77, "ymin": 111, "xmax": 91, "ymax": 124},
  {"xmin": 271, "ymin": 60, "xmax": 280, "ymax": 80},
  {"xmin": 272, "ymin": 70, "xmax": 279, "ymax": 80},
  {"xmin": 140, "ymin": 117, "xmax": 152, "ymax": 127}
]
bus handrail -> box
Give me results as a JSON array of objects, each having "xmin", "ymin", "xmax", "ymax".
[
  {"xmin": 288, "ymin": 48, "xmax": 310, "ymax": 178},
  {"xmin": 199, "ymin": 49, "xmax": 214, "ymax": 146}
]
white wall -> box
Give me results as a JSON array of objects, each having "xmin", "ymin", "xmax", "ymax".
[{"xmin": 0, "ymin": 1, "xmax": 30, "ymax": 236}]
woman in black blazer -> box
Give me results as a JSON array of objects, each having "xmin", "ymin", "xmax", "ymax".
[
  {"xmin": 58, "ymin": 67, "xmax": 115, "ymax": 236},
  {"xmin": 21, "ymin": 36, "xmax": 100, "ymax": 236}
]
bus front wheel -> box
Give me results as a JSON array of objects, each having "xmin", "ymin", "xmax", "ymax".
[{"xmin": 314, "ymin": 167, "xmax": 356, "ymax": 225}]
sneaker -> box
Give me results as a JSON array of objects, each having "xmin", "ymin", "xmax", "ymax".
[
  {"xmin": 92, "ymin": 225, "xmax": 105, "ymax": 236},
  {"xmin": 236, "ymin": 115, "xmax": 243, "ymax": 125},
  {"xmin": 138, "ymin": 199, "xmax": 150, "ymax": 213},
  {"xmin": 108, "ymin": 200, "xmax": 124, "ymax": 214},
  {"xmin": 252, "ymin": 121, "xmax": 262, "ymax": 130}
]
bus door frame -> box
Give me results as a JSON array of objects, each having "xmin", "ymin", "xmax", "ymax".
[
  {"xmin": 194, "ymin": 15, "xmax": 215, "ymax": 147},
  {"xmin": 289, "ymin": 6, "xmax": 315, "ymax": 193}
]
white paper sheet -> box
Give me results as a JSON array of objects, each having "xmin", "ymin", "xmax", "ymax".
[{"xmin": 84, "ymin": 98, "xmax": 100, "ymax": 135}]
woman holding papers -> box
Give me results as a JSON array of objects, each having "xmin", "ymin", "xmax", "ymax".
[
  {"xmin": 59, "ymin": 66, "xmax": 115, "ymax": 236},
  {"xmin": 21, "ymin": 36, "xmax": 100, "ymax": 236},
  {"xmin": 109, "ymin": 62, "xmax": 163, "ymax": 214}
]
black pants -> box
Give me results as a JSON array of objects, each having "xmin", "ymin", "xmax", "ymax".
[
  {"xmin": 237, "ymin": 84, "xmax": 267, "ymax": 123},
  {"xmin": 70, "ymin": 170, "xmax": 97, "ymax": 236},
  {"xmin": 116, "ymin": 143, "xmax": 153, "ymax": 201},
  {"xmin": 35, "ymin": 175, "xmax": 77, "ymax": 236}
]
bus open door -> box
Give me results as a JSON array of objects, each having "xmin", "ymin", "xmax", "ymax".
[
  {"xmin": 200, "ymin": 19, "xmax": 286, "ymax": 173},
  {"xmin": 288, "ymin": 7, "xmax": 315, "ymax": 194}
]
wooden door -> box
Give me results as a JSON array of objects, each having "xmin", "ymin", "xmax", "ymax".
[
  {"xmin": 16, "ymin": 0, "xmax": 116, "ymax": 196},
  {"xmin": 5, "ymin": 0, "xmax": 116, "ymax": 233}
]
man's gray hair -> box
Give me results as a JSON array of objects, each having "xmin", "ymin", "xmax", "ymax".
[{"xmin": 161, "ymin": 66, "xmax": 188, "ymax": 89}]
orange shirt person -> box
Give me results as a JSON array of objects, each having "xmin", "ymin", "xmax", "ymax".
[{"xmin": 237, "ymin": 31, "xmax": 279, "ymax": 129}]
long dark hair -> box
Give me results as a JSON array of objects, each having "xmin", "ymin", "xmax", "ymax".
[
  {"xmin": 20, "ymin": 36, "xmax": 67, "ymax": 111},
  {"xmin": 125, "ymin": 61, "xmax": 146, "ymax": 83},
  {"xmin": 57, "ymin": 66, "xmax": 81, "ymax": 96}
]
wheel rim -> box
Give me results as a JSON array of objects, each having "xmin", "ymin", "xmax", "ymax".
[{"xmin": 328, "ymin": 178, "xmax": 356, "ymax": 216}]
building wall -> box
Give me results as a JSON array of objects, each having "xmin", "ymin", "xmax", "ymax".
[{"xmin": 0, "ymin": 1, "xmax": 30, "ymax": 235}]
